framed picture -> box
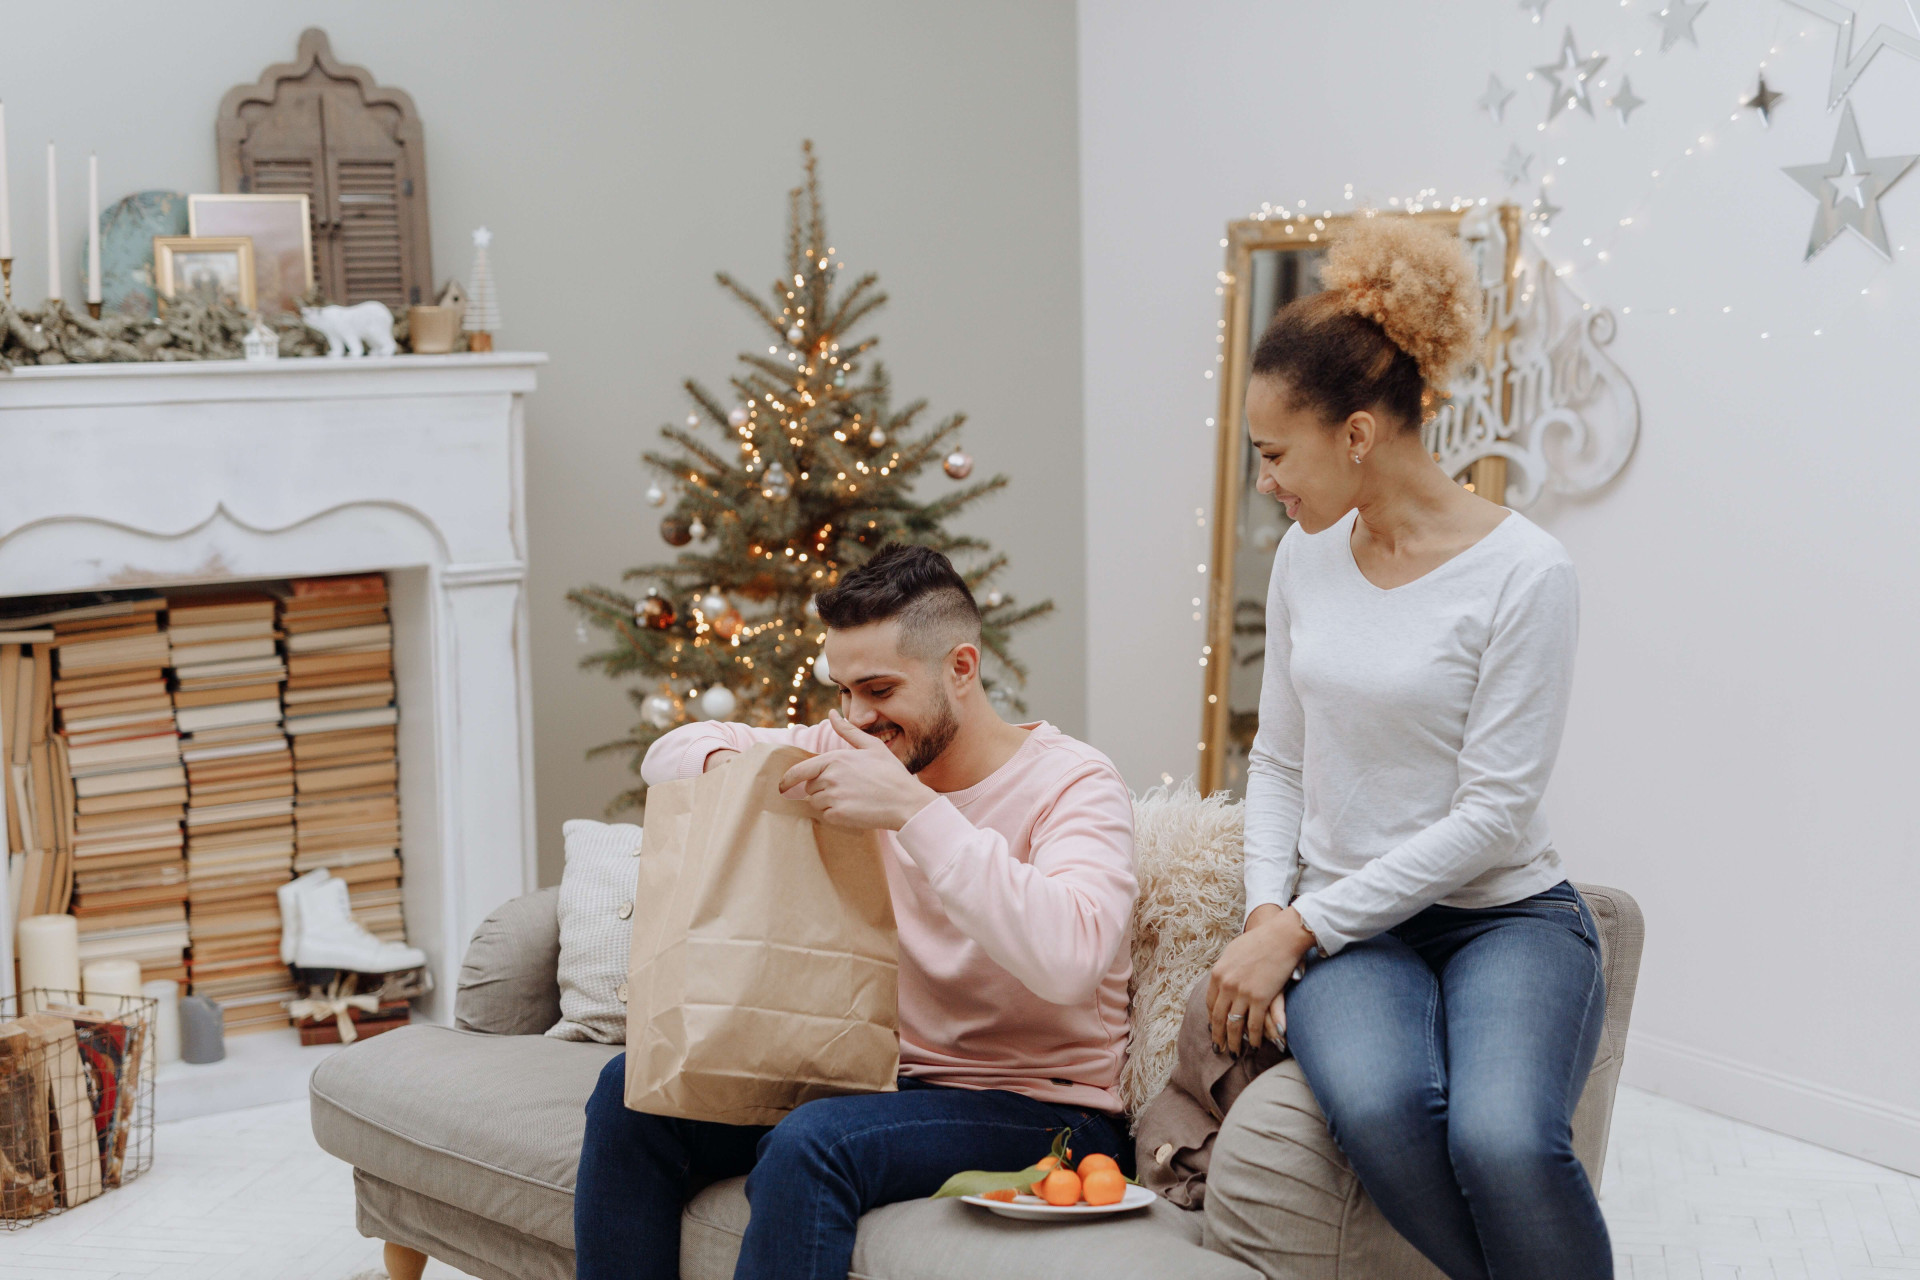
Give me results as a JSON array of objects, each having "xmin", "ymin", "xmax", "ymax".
[
  {"xmin": 188, "ymin": 194, "xmax": 313, "ymax": 317},
  {"xmin": 152, "ymin": 236, "xmax": 257, "ymax": 311}
]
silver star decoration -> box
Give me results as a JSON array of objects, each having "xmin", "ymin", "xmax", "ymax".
[
  {"xmin": 1785, "ymin": 0, "xmax": 1920, "ymax": 110},
  {"xmin": 1608, "ymin": 76, "xmax": 1647, "ymax": 124},
  {"xmin": 1740, "ymin": 74, "xmax": 1784, "ymax": 126},
  {"xmin": 1520, "ymin": 0, "xmax": 1550, "ymax": 19},
  {"xmin": 1530, "ymin": 184, "xmax": 1564, "ymax": 228},
  {"xmin": 1651, "ymin": 1, "xmax": 1708, "ymax": 52},
  {"xmin": 1782, "ymin": 102, "xmax": 1916, "ymax": 260},
  {"xmin": 1535, "ymin": 28, "xmax": 1608, "ymax": 122},
  {"xmin": 1479, "ymin": 73, "xmax": 1517, "ymax": 123},
  {"xmin": 1500, "ymin": 144, "xmax": 1536, "ymax": 186}
]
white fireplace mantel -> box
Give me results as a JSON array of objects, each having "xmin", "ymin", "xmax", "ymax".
[{"xmin": 0, "ymin": 352, "xmax": 547, "ymax": 1025}]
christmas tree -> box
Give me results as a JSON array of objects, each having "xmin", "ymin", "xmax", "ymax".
[{"xmin": 569, "ymin": 143, "xmax": 1051, "ymax": 811}]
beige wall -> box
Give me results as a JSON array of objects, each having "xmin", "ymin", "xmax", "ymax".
[{"xmin": 0, "ymin": 1, "xmax": 1085, "ymax": 886}]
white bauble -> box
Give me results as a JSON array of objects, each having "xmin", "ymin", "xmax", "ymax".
[
  {"xmin": 685, "ymin": 413, "xmax": 699, "ymax": 427},
  {"xmin": 699, "ymin": 685, "xmax": 737, "ymax": 719},
  {"xmin": 983, "ymin": 590, "xmax": 1005, "ymax": 608},
  {"xmin": 699, "ymin": 592, "xmax": 728, "ymax": 617},
  {"xmin": 641, "ymin": 694, "xmax": 675, "ymax": 728},
  {"xmin": 786, "ymin": 325, "xmax": 805, "ymax": 344},
  {"xmin": 688, "ymin": 518, "xmax": 707, "ymax": 541},
  {"xmin": 803, "ymin": 596, "xmax": 819, "ymax": 619},
  {"xmin": 728, "ymin": 405, "xmax": 749, "ymax": 428},
  {"xmin": 645, "ymin": 484, "xmax": 666, "ymax": 507},
  {"xmin": 813, "ymin": 654, "xmax": 834, "ymax": 685},
  {"xmin": 868, "ymin": 427, "xmax": 887, "ymax": 447}
]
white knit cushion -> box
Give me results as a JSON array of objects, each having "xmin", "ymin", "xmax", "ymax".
[
  {"xmin": 1118, "ymin": 782, "xmax": 1245, "ymax": 1117},
  {"xmin": 545, "ymin": 818, "xmax": 643, "ymax": 1043}
]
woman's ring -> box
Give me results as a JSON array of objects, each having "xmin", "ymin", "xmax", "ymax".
[{"xmin": 1226, "ymin": 1014, "xmax": 1245, "ymax": 1022}]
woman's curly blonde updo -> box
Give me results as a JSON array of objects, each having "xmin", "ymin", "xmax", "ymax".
[{"xmin": 1251, "ymin": 215, "xmax": 1485, "ymax": 429}]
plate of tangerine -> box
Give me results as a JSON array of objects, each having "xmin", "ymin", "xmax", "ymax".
[{"xmin": 957, "ymin": 1152, "xmax": 1154, "ymax": 1220}]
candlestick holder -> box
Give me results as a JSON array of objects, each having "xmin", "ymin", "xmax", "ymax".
[
  {"xmin": 87, "ymin": 301, "xmax": 101, "ymax": 319},
  {"xmin": 1, "ymin": 259, "xmax": 11, "ymax": 305}
]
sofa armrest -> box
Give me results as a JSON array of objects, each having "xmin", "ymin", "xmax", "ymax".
[{"xmin": 454, "ymin": 886, "xmax": 563, "ymax": 1036}]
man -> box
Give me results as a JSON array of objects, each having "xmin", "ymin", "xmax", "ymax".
[{"xmin": 575, "ymin": 544, "xmax": 1137, "ymax": 1280}]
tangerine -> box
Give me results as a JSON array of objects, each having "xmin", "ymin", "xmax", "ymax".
[
  {"xmin": 1028, "ymin": 1154, "xmax": 1060, "ymax": 1196},
  {"xmin": 1082, "ymin": 1167, "xmax": 1127, "ymax": 1206},
  {"xmin": 1076, "ymin": 1153, "xmax": 1120, "ymax": 1178},
  {"xmin": 1039, "ymin": 1167, "xmax": 1083, "ymax": 1206},
  {"xmin": 981, "ymin": 1188, "xmax": 1017, "ymax": 1203}
]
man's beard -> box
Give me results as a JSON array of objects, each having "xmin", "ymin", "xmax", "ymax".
[{"xmin": 890, "ymin": 693, "xmax": 960, "ymax": 775}]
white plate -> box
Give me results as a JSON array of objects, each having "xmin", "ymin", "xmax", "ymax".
[{"xmin": 960, "ymin": 1183, "xmax": 1156, "ymax": 1219}]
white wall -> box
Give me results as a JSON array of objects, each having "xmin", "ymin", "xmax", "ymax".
[
  {"xmin": 0, "ymin": 1, "xmax": 1085, "ymax": 886},
  {"xmin": 1080, "ymin": 1, "xmax": 1920, "ymax": 1171}
]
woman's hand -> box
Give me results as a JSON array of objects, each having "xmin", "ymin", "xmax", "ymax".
[{"xmin": 1207, "ymin": 907, "xmax": 1315, "ymax": 1054}]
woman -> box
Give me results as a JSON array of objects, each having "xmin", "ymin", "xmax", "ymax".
[{"xmin": 1205, "ymin": 217, "xmax": 1609, "ymax": 1278}]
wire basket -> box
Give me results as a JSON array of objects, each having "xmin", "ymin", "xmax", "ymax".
[{"xmin": 0, "ymin": 988, "xmax": 156, "ymax": 1229}]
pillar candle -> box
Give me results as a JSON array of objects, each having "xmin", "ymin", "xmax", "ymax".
[
  {"xmin": 44, "ymin": 141, "xmax": 58, "ymax": 302},
  {"xmin": 17, "ymin": 913, "xmax": 79, "ymax": 1014},
  {"xmin": 82, "ymin": 957, "xmax": 142, "ymax": 1008},
  {"xmin": 0, "ymin": 102, "xmax": 12, "ymax": 260},
  {"xmin": 143, "ymin": 978, "xmax": 180, "ymax": 1066},
  {"xmin": 86, "ymin": 153, "xmax": 99, "ymax": 305}
]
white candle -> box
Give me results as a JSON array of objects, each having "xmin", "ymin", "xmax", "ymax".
[
  {"xmin": 86, "ymin": 153, "xmax": 99, "ymax": 304},
  {"xmin": 0, "ymin": 102, "xmax": 12, "ymax": 260},
  {"xmin": 143, "ymin": 978, "xmax": 181, "ymax": 1065},
  {"xmin": 44, "ymin": 141, "xmax": 58, "ymax": 302},
  {"xmin": 17, "ymin": 912, "xmax": 79, "ymax": 1014},
  {"xmin": 83, "ymin": 957, "xmax": 142, "ymax": 1007}
]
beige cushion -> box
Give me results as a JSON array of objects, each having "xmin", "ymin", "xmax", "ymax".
[
  {"xmin": 454, "ymin": 885, "xmax": 563, "ymax": 1037},
  {"xmin": 682, "ymin": 1177, "xmax": 1261, "ymax": 1280},
  {"xmin": 310, "ymin": 1024, "xmax": 620, "ymax": 1248},
  {"xmin": 1120, "ymin": 782, "xmax": 1245, "ymax": 1117},
  {"xmin": 546, "ymin": 819, "xmax": 644, "ymax": 1042},
  {"xmin": 1202, "ymin": 883, "xmax": 1644, "ymax": 1278}
]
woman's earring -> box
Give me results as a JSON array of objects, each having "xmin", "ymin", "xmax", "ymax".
[{"xmin": 1351, "ymin": 454, "xmax": 1362, "ymax": 464}]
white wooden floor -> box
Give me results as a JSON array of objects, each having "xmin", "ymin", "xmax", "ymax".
[{"xmin": 1, "ymin": 1086, "xmax": 1915, "ymax": 1278}]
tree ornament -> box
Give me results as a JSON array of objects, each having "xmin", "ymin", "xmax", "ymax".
[
  {"xmin": 699, "ymin": 685, "xmax": 738, "ymax": 719},
  {"xmin": 804, "ymin": 596, "xmax": 820, "ymax": 619},
  {"xmin": 699, "ymin": 592, "xmax": 729, "ymax": 617},
  {"xmin": 637, "ymin": 592, "xmax": 676, "ymax": 629},
  {"xmin": 762, "ymin": 461, "xmax": 792, "ymax": 499},
  {"xmin": 833, "ymin": 369, "xmax": 847, "ymax": 387},
  {"xmin": 642, "ymin": 692, "xmax": 676, "ymax": 728},
  {"xmin": 712, "ymin": 608, "xmax": 745, "ymax": 641},
  {"xmin": 645, "ymin": 483, "xmax": 667, "ymax": 507},
  {"xmin": 984, "ymin": 590, "xmax": 1005, "ymax": 608},
  {"xmin": 786, "ymin": 325, "xmax": 804, "ymax": 344},
  {"xmin": 868, "ymin": 427, "xmax": 887, "ymax": 447},
  {"xmin": 728, "ymin": 404, "xmax": 749, "ymax": 428},
  {"xmin": 814, "ymin": 653, "xmax": 835, "ymax": 685},
  {"xmin": 943, "ymin": 450, "xmax": 974, "ymax": 480},
  {"xmin": 688, "ymin": 517, "xmax": 708, "ymax": 541},
  {"xmin": 660, "ymin": 515, "xmax": 693, "ymax": 547},
  {"xmin": 686, "ymin": 413, "xmax": 699, "ymax": 427}
]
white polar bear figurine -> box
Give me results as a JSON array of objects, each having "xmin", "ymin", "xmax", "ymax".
[{"xmin": 300, "ymin": 300, "xmax": 398, "ymax": 358}]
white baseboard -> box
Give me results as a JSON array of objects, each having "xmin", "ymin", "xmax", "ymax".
[{"xmin": 1623, "ymin": 1030, "xmax": 1920, "ymax": 1176}]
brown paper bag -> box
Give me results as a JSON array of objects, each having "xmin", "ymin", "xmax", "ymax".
[{"xmin": 625, "ymin": 742, "xmax": 899, "ymax": 1125}]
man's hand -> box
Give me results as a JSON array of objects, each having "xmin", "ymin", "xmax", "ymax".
[
  {"xmin": 1206, "ymin": 907, "xmax": 1314, "ymax": 1055},
  {"xmin": 703, "ymin": 748, "xmax": 741, "ymax": 773},
  {"xmin": 778, "ymin": 711, "xmax": 937, "ymax": 830}
]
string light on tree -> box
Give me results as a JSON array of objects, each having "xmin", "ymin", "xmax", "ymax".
[{"xmin": 566, "ymin": 142, "xmax": 1050, "ymax": 808}]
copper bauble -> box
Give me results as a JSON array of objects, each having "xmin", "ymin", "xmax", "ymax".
[
  {"xmin": 942, "ymin": 450, "xmax": 975, "ymax": 480},
  {"xmin": 639, "ymin": 594, "xmax": 676, "ymax": 629},
  {"xmin": 712, "ymin": 608, "xmax": 745, "ymax": 641},
  {"xmin": 660, "ymin": 515, "xmax": 693, "ymax": 546}
]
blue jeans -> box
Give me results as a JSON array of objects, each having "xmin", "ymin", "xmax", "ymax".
[
  {"xmin": 574, "ymin": 1057, "xmax": 1128, "ymax": 1280},
  {"xmin": 1284, "ymin": 880, "xmax": 1611, "ymax": 1280}
]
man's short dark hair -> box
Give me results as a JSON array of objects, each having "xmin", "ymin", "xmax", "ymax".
[{"xmin": 815, "ymin": 544, "xmax": 981, "ymax": 659}]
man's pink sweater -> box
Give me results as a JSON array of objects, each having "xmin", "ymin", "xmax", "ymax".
[{"xmin": 642, "ymin": 720, "xmax": 1137, "ymax": 1113}]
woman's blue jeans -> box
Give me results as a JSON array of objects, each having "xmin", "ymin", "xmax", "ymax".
[
  {"xmin": 574, "ymin": 1064, "xmax": 1128, "ymax": 1280},
  {"xmin": 1284, "ymin": 880, "xmax": 1611, "ymax": 1280}
]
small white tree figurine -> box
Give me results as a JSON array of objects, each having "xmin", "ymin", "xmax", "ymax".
[{"xmin": 463, "ymin": 226, "xmax": 501, "ymax": 352}]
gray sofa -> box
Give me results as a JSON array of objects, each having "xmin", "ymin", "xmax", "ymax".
[{"xmin": 310, "ymin": 883, "xmax": 1642, "ymax": 1280}]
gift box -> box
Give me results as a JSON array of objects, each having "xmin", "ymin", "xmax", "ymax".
[{"xmin": 291, "ymin": 996, "xmax": 411, "ymax": 1046}]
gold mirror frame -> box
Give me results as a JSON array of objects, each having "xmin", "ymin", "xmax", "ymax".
[{"xmin": 1198, "ymin": 205, "xmax": 1524, "ymax": 795}]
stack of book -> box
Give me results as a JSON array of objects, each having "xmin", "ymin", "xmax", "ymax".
[
  {"xmin": 170, "ymin": 593, "xmax": 296, "ymax": 1034},
  {"xmin": 43, "ymin": 599, "xmax": 191, "ymax": 983},
  {"xmin": 281, "ymin": 576, "xmax": 406, "ymax": 945}
]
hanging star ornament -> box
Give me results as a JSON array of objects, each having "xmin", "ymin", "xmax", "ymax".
[
  {"xmin": 1530, "ymin": 184, "xmax": 1564, "ymax": 229},
  {"xmin": 1520, "ymin": 0, "xmax": 1550, "ymax": 20},
  {"xmin": 1501, "ymin": 144, "xmax": 1536, "ymax": 186},
  {"xmin": 1651, "ymin": 1, "xmax": 1708, "ymax": 52},
  {"xmin": 1782, "ymin": 102, "xmax": 1916, "ymax": 260},
  {"xmin": 1535, "ymin": 28, "xmax": 1608, "ymax": 122},
  {"xmin": 1785, "ymin": 0, "xmax": 1920, "ymax": 110},
  {"xmin": 1479, "ymin": 73, "xmax": 1517, "ymax": 123},
  {"xmin": 1740, "ymin": 74, "xmax": 1784, "ymax": 126},
  {"xmin": 1608, "ymin": 77, "xmax": 1647, "ymax": 124}
]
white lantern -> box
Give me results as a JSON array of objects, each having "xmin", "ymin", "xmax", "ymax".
[{"xmin": 243, "ymin": 316, "xmax": 280, "ymax": 362}]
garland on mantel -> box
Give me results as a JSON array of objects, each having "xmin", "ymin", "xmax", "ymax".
[{"xmin": 0, "ymin": 298, "xmax": 331, "ymax": 372}]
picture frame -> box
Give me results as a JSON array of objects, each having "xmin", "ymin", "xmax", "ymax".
[
  {"xmin": 187, "ymin": 194, "xmax": 314, "ymax": 316},
  {"xmin": 152, "ymin": 236, "xmax": 257, "ymax": 311}
]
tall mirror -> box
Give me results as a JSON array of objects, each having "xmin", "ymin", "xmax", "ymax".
[{"xmin": 1199, "ymin": 205, "xmax": 1523, "ymax": 796}]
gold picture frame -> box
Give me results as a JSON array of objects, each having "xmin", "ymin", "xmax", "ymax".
[
  {"xmin": 152, "ymin": 235, "xmax": 257, "ymax": 311},
  {"xmin": 187, "ymin": 194, "xmax": 314, "ymax": 317}
]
